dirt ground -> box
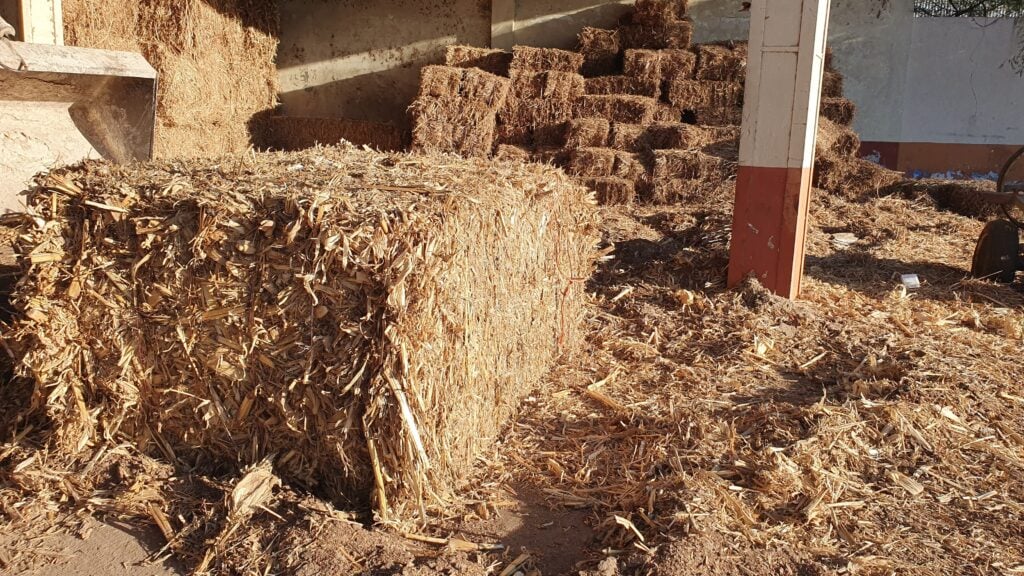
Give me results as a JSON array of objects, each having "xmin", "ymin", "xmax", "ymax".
[{"xmin": 3, "ymin": 179, "xmax": 1024, "ymax": 575}]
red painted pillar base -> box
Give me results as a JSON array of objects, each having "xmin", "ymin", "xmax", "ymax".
[{"xmin": 727, "ymin": 165, "xmax": 813, "ymax": 299}]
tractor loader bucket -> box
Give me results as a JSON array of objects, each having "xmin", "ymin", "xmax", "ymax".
[{"xmin": 0, "ymin": 41, "xmax": 156, "ymax": 214}]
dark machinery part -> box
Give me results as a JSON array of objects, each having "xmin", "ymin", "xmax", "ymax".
[
  {"xmin": 970, "ymin": 145, "xmax": 1024, "ymax": 282},
  {"xmin": 972, "ymin": 220, "xmax": 1020, "ymax": 283}
]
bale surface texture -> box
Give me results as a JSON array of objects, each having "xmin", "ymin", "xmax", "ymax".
[{"xmin": 5, "ymin": 147, "xmax": 599, "ymax": 522}]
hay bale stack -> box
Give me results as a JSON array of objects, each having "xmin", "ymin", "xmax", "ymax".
[
  {"xmin": 585, "ymin": 76, "xmax": 661, "ymax": 98},
  {"xmin": 4, "ymin": 146, "xmax": 599, "ymax": 521},
  {"xmin": 411, "ymin": 66, "xmax": 510, "ymax": 157},
  {"xmin": 63, "ymin": 0, "xmax": 279, "ymax": 158},
  {"xmin": 660, "ymin": 49, "xmax": 699, "ymax": 82},
  {"xmin": 565, "ymin": 118, "xmax": 612, "ymax": 149},
  {"xmin": 266, "ymin": 117, "xmax": 406, "ymax": 152},
  {"xmin": 510, "ymin": 46, "xmax": 584, "ymax": 73},
  {"xmin": 574, "ymin": 95, "xmax": 658, "ymax": 124},
  {"xmin": 816, "ymin": 117, "xmax": 861, "ymax": 159},
  {"xmin": 694, "ymin": 43, "xmax": 747, "ymax": 82},
  {"xmin": 611, "ymin": 151, "xmax": 650, "ymax": 181},
  {"xmin": 695, "ymin": 106, "xmax": 743, "ymax": 127},
  {"xmin": 445, "ymin": 45, "xmax": 513, "ymax": 76},
  {"xmin": 494, "ymin": 144, "xmax": 534, "ymax": 162},
  {"xmin": 619, "ymin": 20, "xmax": 692, "ymax": 50},
  {"xmin": 820, "ymin": 97, "xmax": 856, "ymax": 127},
  {"xmin": 511, "ymin": 71, "xmax": 586, "ymax": 100},
  {"xmin": 814, "ymin": 156, "xmax": 905, "ymax": 198},
  {"xmin": 583, "ymin": 177, "xmax": 636, "ymax": 205},
  {"xmin": 578, "ymin": 27, "xmax": 621, "ymax": 77},
  {"xmin": 653, "ymin": 149, "xmax": 734, "ymax": 181}
]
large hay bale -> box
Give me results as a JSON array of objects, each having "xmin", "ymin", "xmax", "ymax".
[
  {"xmin": 494, "ymin": 144, "xmax": 534, "ymax": 162},
  {"xmin": 585, "ymin": 75, "xmax": 661, "ymax": 98},
  {"xmin": 694, "ymin": 43, "xmax": 747, "ymax": 82},
  {"xmin": 816, "ymin": 117, "xmax": 861, "ymax": 159},
  {"xmin": 814, "ymin": 156, "xmax": 905, "ymax": 198},
  {"xmin": 660, "ymin": 49, "xmax": 698, "ymax": 81},
  {"xmin": 63, "ymin": 0, "xmax": 280, "ymax": 158},
  {"xmin": 266, "ymin": 117, "xmax": 406, "ymax": 152},
  {"xmin": 511, "ymin": 71, "xmax": 586, "ymax": 100},
  {"xmin": 445, "ymin": 45, "xmax": 513, "ymax": 76},
  {"xmin": 574, "ymin": 95, "xmax": 658, "ymax": 124},
  {"xmin": 643, "ymin": 122, "xmax": 708, "ymax": 150},
  {"xmin": 655, "ymin": 104, "xmax": 684, "ymax": 122},
  {"xmin": 578, "ymin": 27, "xmax": 622, "ymax": 77},
  {"xmin": 694, "ymin": 106, "xmax": 743, "ymax": 127},
  {"xmin": 4, "ymin": 147, "xmax": 599, "ymax": 521},
  {"xmin": 820, "ymin": 97, "xmax": 856, "ymax": 127},
  {"xmin": 510, "ymin": 46, "xmax": 584, "ymax": 73},
  {"xmin": 619, "ymin": 20, "xmax": 692, "ymax": 50},
  {"xmin": 611, "ymin": 151, "xmax": 649, "ymax": 181},
  {"xmin": 565, "ymin": 118, "xmax": 612, "ymax": 149},
  {"xmin": 609, "ymin": 123, "xmax": 647, "ymax": 152}
]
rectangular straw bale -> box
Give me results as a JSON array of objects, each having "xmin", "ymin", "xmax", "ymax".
[
  {"xmin": 494, "ymin": 144, "xmax": 534, "ymax": 162},
  {"xmin": 653, "ymin": 149, "xmax": 735, "ymax": 180},
  {"xmin": 644, "ymin": 122, "xmax": 708, "ymax": 150},
  {"xmin": 578, "ymin": 27, "xmax": 622, "ymax": 77},
  {"xmin": 619, "ymin": 20, "xmax": 693, "ymax": 50},
  {"xmin": 585, "ymin": 75, "xmax": 661, "ymax": 98},
  {"xmin": 822, "ymin": 71, "xmax": 844, "ymax": 98},
  {"xmin": 419, "ymin": 66, "xmax": 511, "ymax": 110},
  {"xmin": 611, "ymin": 151, "xmax": 649, "ymax": 181},
  {"xmin": 411, "ymin": 104, "xmax": 491, "ymax": 156},
  {"xmin": 609, "ymin": 122, "xmax": 646, "ymax": 151},
  {"xmin": 583, "ymin": 176, "xmax": 636, "ymax": 205},
  {"xmin": 665, "ymin": 79, "xmax": 743, "ymax": 108},
  {"xmin": 567, "ymin": 147, "xmax": 617, "ymax": 177},
  {"xmin": 694, "ymin": 43, "xmax": 747, "ymax": 82},
  {"xmin": 411, "ymin": 97, "xmax": 500, "ymax": 157},
  {"xmin": 574, "ymin": 95, "xmax": 658, "ymax": 124},
  {"xmin": 654, "ymin": 104, "xmax": 683, "ymax": 123},
  {"xmin": 660, "ymin": 49, "xmax": 697, "ymax": 81},
  {"xmin": 623, "ymin": 49, "xmax": 663, "ymax": 79},
  {"xmin": 565, "ymin": 118, "xmax": 611, "ymax": 149},
  {"xmin": 5, "ymin": 146, "xmax": 600, "ymax": 522},
  {"xmin": 536, "ymin": 147, "xmax": 571, "ymax": 167},
  {"xmin": 511, "ymin": 46, "xmax": 584, "ymax": 73},
  {"xmin": 650, "ymin": 177, "xmax": 706, "ymax": 203},
  {"xmin": 632, "ymin": 0, "xmax": 689, "ymax": 24},
  {"xmin": 820, "ymin": 97, "xmax": 856, "ymax": 126},
  {"xmin": 694, "ymin": 106, "xmax": 743, "ymax": 127},
  {"xmin": 496, "ymin": 97, "xmax": 574, "ymax": 146},
  {"xmin": 699, "ymin": 125, "xmax": 742, "ymax": 160},
  {"xmin": 445, "ymin": 45, "xmax": 513, "ymax": 76},
  {"xmin": 511, "ymin": 71, "xmax": 585, "ymax": 100},
  {"xmin": 267, "ymin": 116, "xmax": 406, "ymax": 152}
]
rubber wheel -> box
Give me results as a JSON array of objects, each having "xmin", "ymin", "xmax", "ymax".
[{"xmin": 971, "ymin": 219, "xmax": 1020, "ymax": 283}]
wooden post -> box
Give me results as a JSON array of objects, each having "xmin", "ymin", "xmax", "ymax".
[
  {"xmin": 2, "ymin": 0, "xmax": 62, "ymax": 44},
  {"xmin": 727, "ymin": 0, "xmax": 830, "ymax": 298}
]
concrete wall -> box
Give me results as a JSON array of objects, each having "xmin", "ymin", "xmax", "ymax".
[
  {"xmin": 277, "ymin": 0, "xmax": 491, "ymax": 126},
  {"xmin": 500, "ymin": 0, "xmax": 633, "ymax": 49}
]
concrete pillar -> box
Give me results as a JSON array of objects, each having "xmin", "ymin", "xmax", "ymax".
[{"xmin": 727, "ymin": 0, "xmax": 830, "ymax": 298}]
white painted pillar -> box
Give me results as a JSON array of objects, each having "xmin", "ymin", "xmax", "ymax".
[
  {"xmin": 17, "ymin": 0, "xmax": 62, "ymax": 45},
  {"xmin": 727, "ymin": 0, "xmax": 830, "ymax": 298}
]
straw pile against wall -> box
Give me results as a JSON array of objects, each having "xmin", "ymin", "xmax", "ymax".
[
  {"xmin": 3, "ymin": 146, "xmax": 599, "ymax": 521},
  {"xmin": 63, "ymin": 0, "xmax": 279, "ymax": 158},
  {"xmin": 410, "ymin": 66, "xmax": 510, "ymax": 157},
  {"xmin": 820, "ymin": 97, "xmax": 857, "ymax": 126},
  {"xmin": 266, "ymin": 116, "xmax": 406, "ymax": 152}
]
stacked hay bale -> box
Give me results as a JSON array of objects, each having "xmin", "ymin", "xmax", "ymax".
[
  {"xmin": 410, "ymin": 0, "xmax": 905, "ymax": 204},
  {"xmin": 3, "ymin": 146, "xmax": 599, "ymax": 521},
  {"xmin": 410, "ymin": 66, "xmax": 511, "ymax": 157}
]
